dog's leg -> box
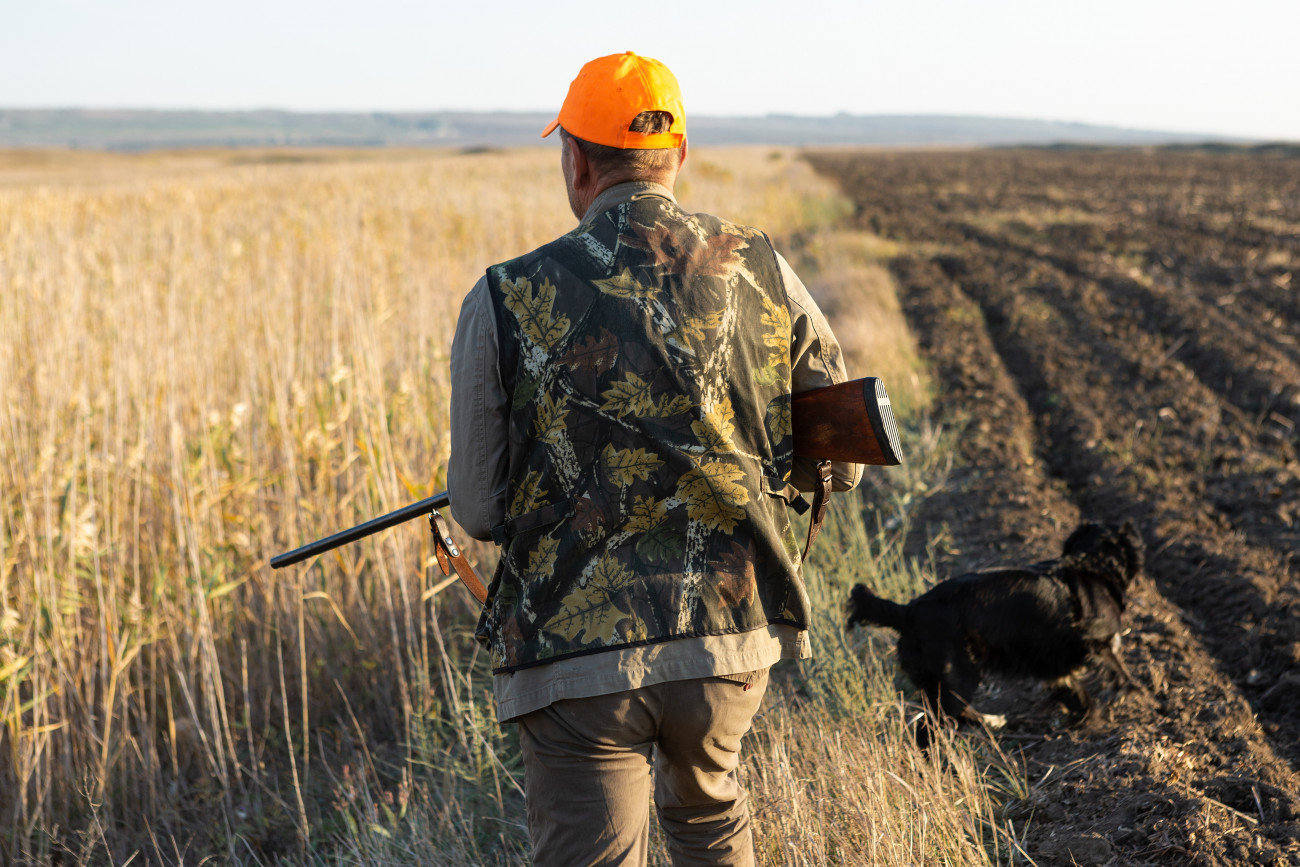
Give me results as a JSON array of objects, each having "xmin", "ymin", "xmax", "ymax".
[
  {"xmin": 1048, "ymin": 672, "xmax": 1092, "ymax": 724},
  {"xmin": 956, "ymin": 701, "xmax": 1007, "ymax": 731},
  {"xmin": 910, "ymin": 683, "xmax": 943, "ymax": 751},
  {"xmin": 912, "ymin": 677, "xmax": 963, "ymax": 751},
  {"xmin": 1101, "ymin": 633, "xmax": 1138, "ymax": 690},
  {"xmin": 937, "ymin": 668, "xmax": 1006, "ymax": 732}
]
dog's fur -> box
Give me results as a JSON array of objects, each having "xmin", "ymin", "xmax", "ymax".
[{"xmin": 846, "ymin": 521, "xmax": 1143, "ymax": 741}]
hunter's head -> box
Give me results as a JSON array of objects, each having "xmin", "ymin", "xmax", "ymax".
[{"xmin": 541, "ymin": 51, "xmax": 688, "ymax": 219}]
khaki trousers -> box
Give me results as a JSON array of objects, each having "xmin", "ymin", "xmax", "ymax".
[{"xmin": 517, "ymin": 671, "xmax": 769, "ymax": 867}]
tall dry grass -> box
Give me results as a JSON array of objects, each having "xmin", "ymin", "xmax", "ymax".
[
  {"xmin": 1, "ymin": 148, "xmax": 570, "ymax": 861},
  {"xmin": 1, "ymin": 145, "xmax": 1007, "ymax": 865}
]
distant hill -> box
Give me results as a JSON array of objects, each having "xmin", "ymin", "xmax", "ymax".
[{"xmin": 0, "ymin": 108, "xmax": 1239, "ymax": 151}]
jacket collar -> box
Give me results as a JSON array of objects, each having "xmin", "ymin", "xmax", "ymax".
[{"xmin": 583, "ymin": 181, "xmax": 677, "ymax": 222}]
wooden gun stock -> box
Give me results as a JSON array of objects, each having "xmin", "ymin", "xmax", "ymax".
[{"xmin": 792, "ymin": 377, "xmax": 902, "ymax": 466}]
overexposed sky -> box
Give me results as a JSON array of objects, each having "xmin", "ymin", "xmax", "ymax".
[{"xmin": 3, "ymin": 0, "xmax": 1298, "ymax": 141}]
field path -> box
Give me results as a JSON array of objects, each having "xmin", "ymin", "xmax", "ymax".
[{"xmin": 809, "ymin": 149, "xmax": 1300, "ymax": 866}]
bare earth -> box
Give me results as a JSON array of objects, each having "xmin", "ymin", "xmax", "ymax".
[{"xmin": 808, "ymin": 148, "xmax": 1300, "ymax": 866}]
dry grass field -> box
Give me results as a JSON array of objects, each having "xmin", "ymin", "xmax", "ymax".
[{"xmin": 1, "ymin": 145, "xmax": 1018, "ymax": 865}]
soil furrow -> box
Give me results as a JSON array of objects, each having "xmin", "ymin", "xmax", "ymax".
[
  {"xmin": 888, "ymin": 255, "xmax": 1068, "ymax": 569},
  {"xmin": 951, "ymin": 238, "xmax": 1300, "ymax": 550},
  {"xmin": 946, "ymin": 221, "xmax": 1300, "ymax": 440},
  {"xmin": 1020, "ymin": 260, "xmax": 1299, "ymax": 563},
  {"xmin": 1148, "ymin": 264, "xmax": 1300, "ymax": 358}
]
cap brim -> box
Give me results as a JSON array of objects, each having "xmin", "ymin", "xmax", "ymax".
[{"xmin": 540, "ymin": 118, "xmax": 560, "ymax": 138}]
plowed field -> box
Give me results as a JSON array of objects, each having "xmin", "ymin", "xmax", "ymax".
[{"xmin": 808, "ymin": 148, "xmax": 1300, "ymax": 866}]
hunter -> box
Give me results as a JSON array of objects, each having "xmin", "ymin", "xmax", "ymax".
[{"xmin": 448, "ymin": 51, "xmax": 860, "ymax": 867}]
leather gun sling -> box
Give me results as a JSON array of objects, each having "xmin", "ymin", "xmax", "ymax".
[
  {"xmin": 802, "ymin": 459, "xmax": 833, "ymax": 562},
  {"xmin": 429, "ymin": 509, "xmax": 489, "ymax": 605}
]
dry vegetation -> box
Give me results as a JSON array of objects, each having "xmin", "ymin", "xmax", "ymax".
[{"xmin": 1, "ymin": 146, "xmax": 1014, "ymax": 864}]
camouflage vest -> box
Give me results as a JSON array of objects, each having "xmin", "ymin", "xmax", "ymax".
[{"xmin": 480, "ymin": 192, "xmax": 806, "ymax": 672}]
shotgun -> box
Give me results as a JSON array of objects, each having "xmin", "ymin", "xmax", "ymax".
[{"xmin": 271, "ymin": 376, "xmax": 902, "ymax": 597}]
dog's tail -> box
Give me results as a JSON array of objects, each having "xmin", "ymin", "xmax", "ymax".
[{"xmin": 845, "ymin": 583, "xmax": 909, "ymax": 631}]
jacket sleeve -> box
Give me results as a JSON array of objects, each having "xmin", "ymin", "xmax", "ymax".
[
  {"xmin": 448, "ymin": 276, "xmax": 510, "ymax": 541},
  {"xmin": 779, "ymin": 251, "xmax": 864, "ymax": 493}
]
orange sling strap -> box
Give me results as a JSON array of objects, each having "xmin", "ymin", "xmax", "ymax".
[{"xmin": 429, "ymin": 508, "xmax": 489, "ymax": 605}]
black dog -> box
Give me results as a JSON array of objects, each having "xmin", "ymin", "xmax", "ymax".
[{"xmin": 846, "ymin": 521, "xmax": 1143, "ymax": 742}]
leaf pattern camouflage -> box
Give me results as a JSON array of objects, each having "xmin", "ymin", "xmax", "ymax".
[{"xmin": 479, "ymin": 193, "xmax": 805, "ymax": 672}]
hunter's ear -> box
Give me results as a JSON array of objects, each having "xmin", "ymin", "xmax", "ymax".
[{"xmin": 566, "ymin": 136, "xmax": 592, "ymax": 185}]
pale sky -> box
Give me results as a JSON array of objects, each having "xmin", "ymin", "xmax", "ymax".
[{"xmin": 3, "ymin": 0, "xmax": 1298, "ymax": 141}]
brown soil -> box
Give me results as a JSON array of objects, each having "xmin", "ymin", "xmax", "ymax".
[{"xmin": 807, "ymin": 148, "xmax": 1300, "ymax": 866}]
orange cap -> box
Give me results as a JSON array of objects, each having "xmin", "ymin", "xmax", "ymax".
[{"xmin": 541, "ymin": 52, "xmax": 686, "ymax": 149}]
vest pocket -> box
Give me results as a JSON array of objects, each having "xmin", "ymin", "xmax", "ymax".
[
  {"xmin": 763, "ymin": 475, "xmax": 810, "ymax": 515},
  {"xmin": 500, "ymin": 497, "xmax": 576, "ymax": 541}
]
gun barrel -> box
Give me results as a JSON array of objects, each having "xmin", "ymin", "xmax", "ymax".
[{"xmin": 270, "ymin": 491, "xmax": 451, "ymax": 569}]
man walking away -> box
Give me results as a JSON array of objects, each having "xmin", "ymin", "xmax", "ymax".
[{"xmin": 449, "ymin": 51, "xmax": 861, "ymax": 866}]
